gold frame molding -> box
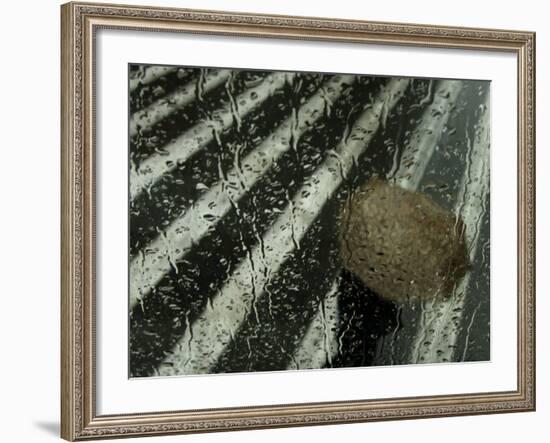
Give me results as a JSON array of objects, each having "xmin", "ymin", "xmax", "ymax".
[{"xmin": 61, "ymin": 1, "xmax": 536, "ymax": 440}]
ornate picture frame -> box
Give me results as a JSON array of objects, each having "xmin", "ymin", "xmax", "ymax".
[{"xmin": 61, "ymin": 1, "xmax": 535, "ymax": 440}]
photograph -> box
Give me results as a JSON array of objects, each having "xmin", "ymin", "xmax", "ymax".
[
  {"xmin": 58, "ymin": 3, "xmax": 535, "ymax": 439},
  {"xmin": 128, "ymin": 65, "xmax": 490, "ymax": 378},
  {"xmin": 1, "ymin": 0, "xmax": 544, "ymax": 441}
]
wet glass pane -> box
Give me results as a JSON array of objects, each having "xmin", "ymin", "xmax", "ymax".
[{"xmin": 128, "ymin": 64, "xmax": 490, "ymax": 377}]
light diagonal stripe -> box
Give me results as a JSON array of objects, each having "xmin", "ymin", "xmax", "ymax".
[
  {"xmin": 129, "ymin": 66, "xmax": 177, "ymax": 93},
  {"xmin": 291, "ymin": 280, "xmax": 340, "ymax": 370},
  {"xmin": 130, "ymin": 72, "xmax": 293, "ymax": 201},
  {"xmin": 411, "ymin": 93, "xmax": 490, "ymax": 364},
  {"xmin": 291, "ymin": 80, "xmax": 462, "ymax": 369},
  {"xmin": 130, "ymin": 69, "xmax": 231, "ymax": 138},
  {"xmin": 394, "ymin": 81, "xmax": 463, "ymax": 189},
  {"xmin": 130, "ymin": 75, "xmax": 354, "ymax": 310},
  {"xmin": 159, "ymin": 78, "xmax": 410, "ymax": 375}
]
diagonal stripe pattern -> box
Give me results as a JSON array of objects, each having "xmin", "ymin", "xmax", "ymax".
[
  {"xmin": 130, "ymin": 74, "xmax": 353, "ymax": 310},
  {"xmin": 128, "ymin": 67, "xmax": 490, "ymax": 377},
  {"xmin": 130, "ymin": 72, "xmax": 294, "ymax": 200},
  {"xmin": 159, "ymin": 79, "xmax": 410, "ymax": 375}
]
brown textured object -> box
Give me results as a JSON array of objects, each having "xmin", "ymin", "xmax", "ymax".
[{"xmin": 339, "ymin": 179, "xmax": 469, "ymax": 303}]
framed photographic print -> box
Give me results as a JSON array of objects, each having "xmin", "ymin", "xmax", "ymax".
[{"xmin": 60, "ymin": 1, "xmax": 536, "ymax": 440}]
